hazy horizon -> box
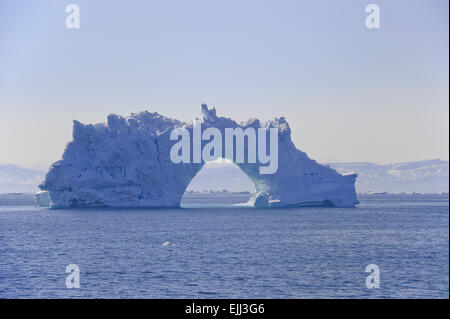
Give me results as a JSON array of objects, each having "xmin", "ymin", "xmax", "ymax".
[{"xmin": 1, "ymin": 156, "xmax": 448, "ymax": 170}]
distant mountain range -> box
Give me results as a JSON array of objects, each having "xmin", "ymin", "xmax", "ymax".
[
  {"xmin": 0, "ymin": 164, "xmax": 47, "ymax": 193},
  {"xmin": 327, "ymin": 159, "xmax": 449, "ymax": 194},
  {"xmin": 0, "ymin": 159, "xmax": 448, "ymax": 194}
]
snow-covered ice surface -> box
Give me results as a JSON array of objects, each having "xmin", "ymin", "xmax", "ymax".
[{"xmin": 40, "ymin": 105, "xmax": 358, "ymax": 208}]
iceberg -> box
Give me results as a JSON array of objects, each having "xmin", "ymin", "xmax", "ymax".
[{"xmin": 40, "ymin": 104, "xmax": 358, "ymax": 208}]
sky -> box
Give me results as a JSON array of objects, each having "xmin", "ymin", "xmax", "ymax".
[{"xmin": 0, "ymin": 0, "xmax": 448, "ymax": 167}]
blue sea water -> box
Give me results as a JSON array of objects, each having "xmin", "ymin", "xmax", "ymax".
[{"xmin": 0, "ymin": 194, "xmax": 448, "ymax": 298}]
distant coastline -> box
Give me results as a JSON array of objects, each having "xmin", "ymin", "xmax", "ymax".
[{"xmin": 1, "ymin": 191, "xmax": 448, "ymax": 207}]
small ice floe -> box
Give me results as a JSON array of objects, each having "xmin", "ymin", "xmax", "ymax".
[
  {"xmin": 34, "ymin": 191, "xmax": 51, "ymax": 207},
  {"xmin": 162, "ymin": 241, "xmax": 171, "ymax": 246}
]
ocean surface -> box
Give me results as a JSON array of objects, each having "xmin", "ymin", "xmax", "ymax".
[{"xmin": 0, "ymin": 194, "xmax": 448, "ymax": 298}]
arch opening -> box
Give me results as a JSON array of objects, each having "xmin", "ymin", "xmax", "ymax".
[{"xmin": 180, "ymin": 159, "xmax": 255, "ymax": 207}]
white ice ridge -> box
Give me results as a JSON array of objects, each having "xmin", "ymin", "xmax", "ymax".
[{"xmin": 40, "ymin": 104, "xmax": 359, "ymax": 208}]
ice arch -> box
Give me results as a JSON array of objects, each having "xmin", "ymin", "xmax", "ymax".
[{"xmin": 40, "ymin": 104, "xmax": 358, "ymax": 208}]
